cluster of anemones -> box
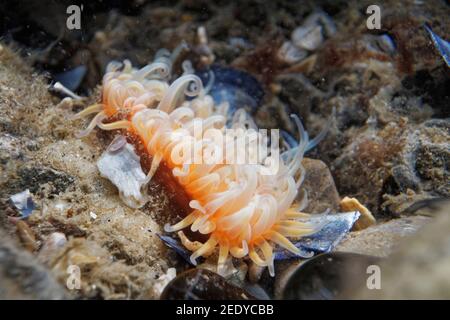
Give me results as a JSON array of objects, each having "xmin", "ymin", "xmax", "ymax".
[{"xmin": 74, "ymin": 48, "xmax": 322, "ymax": 276}]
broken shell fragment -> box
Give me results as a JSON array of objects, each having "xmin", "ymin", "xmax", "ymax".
[
  {"xmin": 291, "ymin": 10, "xmax": 336, "ymax": 51},
  {"xmin": 292, "ymin": 24, "xmax": 324, "ymax": 51},
  {"xmin": 274, "ymin": 211, "xmax": 360, "ymax": 260},
  {"xmin": 158, "ymin": 234, "xmax": 195, "ymax": 265},
  {"xmin": 97, "ymin": 142, "xmax": 149, "ymax": 208},
  {"xmin": 279, "ymin": 10, "xmax": 336, "ymax": 66},
  {"xmin": 278, "ymin": 41, "xmax": 308, "ymax": 64},
  {"xmin": 9, "ymin": 189, "xmax": 35, "ymax": 218},
  {"xmin": 374, "ymin": 34, "xmax": 396, "ymax": 55},
  {"xmin": 424, "ymin": 24, "xmax": 450, "ymax": 67}
]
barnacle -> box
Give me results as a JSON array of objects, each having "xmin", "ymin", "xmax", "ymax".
[{"xmin": 74, "ymin": 48, "xmax": 325, "ymax": 276}]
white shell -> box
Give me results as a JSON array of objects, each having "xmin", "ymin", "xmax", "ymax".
[
  {"xmin": 97, "ymin": 142, "xmax": 149, "ymax": 208},
  {"xmin": 292, "ymin": 24, "xmax": 324, "ymax": 51},
  {"xmin": 278, "ymin": 41, "xmax": 308, "ymax": 64},
  {"xmin": 290, "ymin": 10, "xmax": 336, "ymax": 52}
]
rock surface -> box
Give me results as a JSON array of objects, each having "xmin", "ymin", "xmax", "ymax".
[
  {"xmin": 336, "ymin": 215, "xmax": 431, "ymax": 257},
  {"xmin": 302, "ymin": 158, "xmax": 341, "ymax": 213},
  {"xmin": 0, "ymin": 228, "xmax": 67, "ymax": 299},
  {"xmin": 350, "ymin": 202, "xmax": 450, "ymax": 299}
]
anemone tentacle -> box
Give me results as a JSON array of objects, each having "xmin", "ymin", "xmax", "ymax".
[{"xmin": 74, "ymin": 50, "xmax": 326, "ymax": 276}]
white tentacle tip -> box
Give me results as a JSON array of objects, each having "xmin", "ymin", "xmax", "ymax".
[
  {"xmin": 164, "ymin": 223, "xmax": 175, "ymax": 233},
  {"xmin": 189, "ymin": 254, "xmax": 198, "ymax": 266}
]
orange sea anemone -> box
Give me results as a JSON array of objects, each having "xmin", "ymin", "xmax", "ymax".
[{"xmin": 74, "ymin": 50, "xmax": 323, "ymax": 276}]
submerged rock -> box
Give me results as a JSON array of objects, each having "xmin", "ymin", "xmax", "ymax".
[
  {"xmin": 336, "ymin": 215, "xmax": 431, "ymax": 257},
  {"xmin": 301, "ymin": 158, "xmax": 340, "ymax": 213},
  {"xmin": 0, "ymin": 228, "xmax": 67, "ymax": 299},
  {"xmin": 12, "ymin": 166, "xmax": 75, "ymax": 196},
  {"xmin": 349, "ymin": 201, "xmax": 450, "ymax": 299}
]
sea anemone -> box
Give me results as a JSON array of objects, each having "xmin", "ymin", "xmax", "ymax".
[{"xmin": 74, "ymin": 49, "xmax": 324, "ymax": 276}]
